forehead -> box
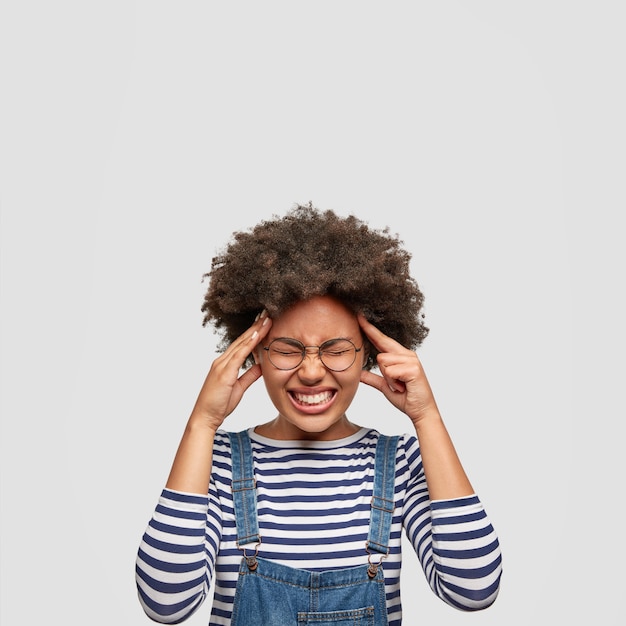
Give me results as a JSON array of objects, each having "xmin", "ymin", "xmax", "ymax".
[{"xmin": 269, "ymin": 296, "xmax": 359, "ymax": 341}]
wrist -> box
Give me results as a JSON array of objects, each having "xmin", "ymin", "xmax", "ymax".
[
  {"xmin": 186, "ymin": 411, "xmax": 222, "ymax": 437},
  {"xmin": 411, "ymin": 406, "xmax": 443, "ymax": 432}
]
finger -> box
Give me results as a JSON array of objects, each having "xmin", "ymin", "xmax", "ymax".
[
  {"xmin": 229, "ymin": 310, "xmax": 270, "ymax": 348},
  {"xmin": 223, "ymin": 311, "xmax": 272, "ymax": 365},
  {"xmin": 379, "ymin": 362, "xmax": 406, "ymax": 393},
  {"xmin": 361, "ymin": 367, "xmax": 405, "ymax": 394},
  {"xmin": 360, "ymin": 369, "xmax": 385, "ymax": 392},
  {"xmin": 357, "ymin": 313, "xmax": 403, "ymax": 353},
  {"xmin": 237, "ymin": 363, "xmax": 263, "ymax": 393},
  {"xmin": 246, "ymin": 313, "xmax": 272, "ymax": 358}
]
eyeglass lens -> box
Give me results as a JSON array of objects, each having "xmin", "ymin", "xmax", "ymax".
[{"xmin": 266, "ymin": 338, "xmax": 358, "ymax": 371}]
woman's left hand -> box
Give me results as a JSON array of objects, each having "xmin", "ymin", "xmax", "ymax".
[{"xmin": 358, "ymin": 314, "xmax": 439, "ymax": 426}]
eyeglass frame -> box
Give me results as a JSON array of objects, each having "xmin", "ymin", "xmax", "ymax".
[{"xmin": 261, "ymin": 337, "xmax": 364, "ymax": 372}]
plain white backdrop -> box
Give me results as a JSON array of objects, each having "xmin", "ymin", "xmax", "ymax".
[{"xmin": 1, "ymin": 2, "xmax": 624, "ymax": 624}]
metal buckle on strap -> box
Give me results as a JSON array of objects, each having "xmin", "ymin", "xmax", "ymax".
[
  {"xmin": 239, "ymin": 540, "xmax": 262, "ymax": 571},
  {"xmin": 365, "ymin": 541, "xmax": 389, "ymax": 579}
]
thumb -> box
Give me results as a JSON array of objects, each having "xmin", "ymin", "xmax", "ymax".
[
  {"xmin": 360, "ymin": 369, "xmax": 385, "ymax": 392},
  {"xmin": 237, "ymin": 363, "xmax": 263, "ymax": 392}
]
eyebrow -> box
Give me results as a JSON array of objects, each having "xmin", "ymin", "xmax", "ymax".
[{"xmin": 269, "ymin": 337, "xmax": 355, "ymax": 345}]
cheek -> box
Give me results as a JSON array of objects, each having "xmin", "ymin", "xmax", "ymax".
[
  {"xmin": 259, "ymin": 364, "xmax": 290, "ymax": 388},
  {"xmin": 340, "ymin": 369, "xmax": 363, "ymax": 391}
]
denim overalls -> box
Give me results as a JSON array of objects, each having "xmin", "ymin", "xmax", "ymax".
[{"xmin": 227, "ymin": 430, "xmax": 399, "ymax": 626}]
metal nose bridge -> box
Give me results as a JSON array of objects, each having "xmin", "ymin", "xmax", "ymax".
[{"xmin": 301, "ymin": 345, "xmax": 325, "ymax": 364}]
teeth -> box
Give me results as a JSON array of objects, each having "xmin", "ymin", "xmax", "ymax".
[{"xmin": 293, "ymin": 391, "xmax": 333, "ymax": 405}]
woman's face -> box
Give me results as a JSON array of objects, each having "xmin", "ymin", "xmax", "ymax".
[{"xmin": 255, "ymin": 295, "xmax": 367, "ymax": 440}]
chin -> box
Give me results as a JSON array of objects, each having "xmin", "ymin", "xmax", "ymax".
[{"xmin": 281, "ymin": 412, "xmax": 353, "ymax": 440}]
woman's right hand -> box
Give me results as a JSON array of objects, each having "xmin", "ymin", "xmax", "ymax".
[
  {"xmin": 190, "ymin": 310, "xmax": 272, "ymax": 432},
  {"xmin": 165, "ymin": 311, "xmax": 272, "ymax": 493}
]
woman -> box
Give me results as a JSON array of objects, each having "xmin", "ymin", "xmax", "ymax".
[{"xmin": 135, "ymin": 204, "xmax": 502, "ymax": 625}]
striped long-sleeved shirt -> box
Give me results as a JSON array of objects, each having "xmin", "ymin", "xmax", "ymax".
[{"xmin": 136, "ymin": 428, "xmax": 502, "ymax": 625}]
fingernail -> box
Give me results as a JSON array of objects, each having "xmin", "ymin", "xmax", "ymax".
[
  {"xmin": 251, "ymin": 330, "xmax": 258, "ymax": 340},
  {"xmin": 255, "ymin": 312, "xmax": 261, "ymax": 321},
  {"xmin": 259, "ymin": 309, "xmax": 268, "ymax": 319},
  {"xmin": 262, "ymin": 316, "xmax": 269, "ymax": 326}
]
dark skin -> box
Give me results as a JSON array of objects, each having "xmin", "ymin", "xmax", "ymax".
[{"xmin": 166, "ymin": 295, "xmax": 473, "ymax": 502}]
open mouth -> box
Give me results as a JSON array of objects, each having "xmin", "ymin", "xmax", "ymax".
[{"xmin": 290, "ymin": 390, "xmax": 335, "ymax": 406}]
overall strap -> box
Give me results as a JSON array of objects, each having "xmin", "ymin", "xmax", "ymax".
[
  {"xmin": 228, "ymin": 430, "xmax": 261, "ymax": 547},
  {"xmin": 367, "ymin": 434, "xmax": 399, "ymax": 556}
]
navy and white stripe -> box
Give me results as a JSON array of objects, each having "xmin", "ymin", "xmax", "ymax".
[{"xmin": 136, "ymin": 428, "xmax": 502, "ymax": 625}]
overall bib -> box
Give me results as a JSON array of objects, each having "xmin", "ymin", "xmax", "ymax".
[{"xmin": 227, "ymin": 430, "xmax": 399, "ymax": 626}]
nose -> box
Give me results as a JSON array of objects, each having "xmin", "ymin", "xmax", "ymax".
[{"xmin": 297, "ymin": 348, "xmax": 326, "ymax": 380}]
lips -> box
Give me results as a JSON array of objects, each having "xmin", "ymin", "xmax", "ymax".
[{"xmin": 290, "ymin": 390, "xmax": 335, "ymax": 406}]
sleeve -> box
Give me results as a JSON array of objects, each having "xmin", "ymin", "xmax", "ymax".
[
  {"xmin": 400, "ymin": 434, "xmax": 503, "ymax": 611},
  {"xmin": 135, "ymin": 483, "xmax": 223, "ymax": 624}
]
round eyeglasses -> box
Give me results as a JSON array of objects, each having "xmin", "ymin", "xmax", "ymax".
[{"xmin": 262, "ymin": 337, "xmax": 362, "ymax": 372}]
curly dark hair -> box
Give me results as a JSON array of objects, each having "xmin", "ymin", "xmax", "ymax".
[{"xmin": 201, "ymin": 203, "xmax": 429, "ymax": 369}]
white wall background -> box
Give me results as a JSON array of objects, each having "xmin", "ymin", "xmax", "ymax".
[{"xmin": 1, "ymin": 2, "xmax": 624, "ymax": 624}]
